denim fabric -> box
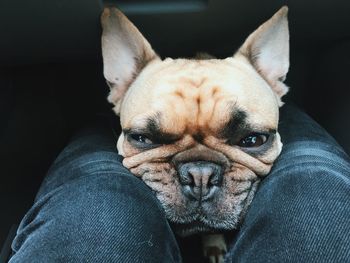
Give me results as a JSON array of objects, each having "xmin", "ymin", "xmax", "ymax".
[
  {"xmin": 225, "ymin": 105, "xmax": 350, "ymax": 262},
  {"xmin": 9, "ymin": 124, "xmax": 181, "ymax": 263},
  {"xmin": 9, "ymin": 105, "xmax": 350, "ymax": 263}
]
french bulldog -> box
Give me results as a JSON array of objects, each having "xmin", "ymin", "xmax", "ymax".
[{"xmin": 101, "ymin": 6, "xmax": 289, "ymax": 263}]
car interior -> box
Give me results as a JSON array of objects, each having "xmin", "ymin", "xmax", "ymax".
[{"xmin": 1, "ymin": 0, "xmax": 350, "ymax": 262}]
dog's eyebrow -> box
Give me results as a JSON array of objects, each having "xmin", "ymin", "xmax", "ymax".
[
  {"xmin": 221, "ymin": 109, "xmax": 277, "ymax": 141},
  {"xmin": 124, "ymin": 114, "xmax": 181, "ymax": 144},
  {"xmin": 220, "ymin": 109, "xmax": 250, "ymax": 139},
  {"xmin": 146, "ymin": 114, "xmax": 162, "ymax": 137}
]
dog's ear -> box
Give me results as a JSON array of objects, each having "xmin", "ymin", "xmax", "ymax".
[
  {"xmin": 237, "ymin": 6, "xmax": 289, "ymax": 103},
  {"xmin": 101, "ymin": 7, "xmax": 159, "ymax": 114}
]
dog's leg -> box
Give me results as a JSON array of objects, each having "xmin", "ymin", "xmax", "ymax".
[{"xmin": 202, "ymin": 234, "xmax": 227, "ymax": 263}]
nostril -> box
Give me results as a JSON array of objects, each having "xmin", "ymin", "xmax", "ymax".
[
  {"xmin": 182, "ymin": 185, "xmax": 198, "ymax": 201},
  {"xmin": 179, "ymin": 172, "xmax": 194, "ymax": 186},
  {"xmin": 209, "ymin": 174, "xmax": 219, "ymax": 186},
  {"xmin": 209, "ymin": 166, "xmax": 223, "ymax": 187}
]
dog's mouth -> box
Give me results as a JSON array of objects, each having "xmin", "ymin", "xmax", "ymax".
[
  {"xmin": 161, "ymin": 182, "xmax": 256, "ymax": 237},
  {"xmin": 131, "ymin": 156, "xmax": 262, "ymax": 236},
  {"xmin": 172, "ymin": 221, "xmax": 226, "ymax": 237},
  {"xmin": 154, "ymin": 176, "xmax": 261, "ymax": 236}
]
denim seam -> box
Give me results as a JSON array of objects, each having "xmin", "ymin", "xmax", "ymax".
[
  {"xmin": 37, "ymin": 171, "xmax": 136, "ymax": 202},
  {"xmin": 49, "ymin": 161, "xmax": 130, "ymax": 183},
  {"xmin": 282, "ymin": 141, "xmax": 348, "ymax": 158},
  {"xmin": 50, "ymin": 151, "xmax": 121, "ymax": 172},
  {"xmin": 271, "ymin": 161, "xmax": 350, "ymax": 182}
]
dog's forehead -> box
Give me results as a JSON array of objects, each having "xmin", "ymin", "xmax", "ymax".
[{"xmin": 121, "ymin": 56, "xmax": 279, "ymax": 133}]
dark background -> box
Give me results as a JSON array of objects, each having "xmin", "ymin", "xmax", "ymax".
[{"xmin": 1, "ymin": 0, "xmax": 350, "ymax": 259}]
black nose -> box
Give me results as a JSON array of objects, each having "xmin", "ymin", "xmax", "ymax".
[{"xmin": 178, "ymin": 161, "xmax": 223, "ymax": 201}]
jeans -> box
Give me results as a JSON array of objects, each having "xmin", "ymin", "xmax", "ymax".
[{"xmin": 9, "ymin": 105, "xmax": 350, "ymax": 263}]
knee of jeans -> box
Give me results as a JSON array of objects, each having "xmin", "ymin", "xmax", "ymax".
[
  {"xmin": 12, "ymin": 173, "xmax": 180, "ymax": 261},
  {"xmin": 260, "ymin": 140, "xmax": 350, "ymax": 202},
  {"xmin": 37, "ymin": 151, "xmax": 131, "ymax": 197},
  {"xmin": 49, "ymin": 151, "xmax": 126, "ymax": 177},
  {"xmin": 238, "ymin": 142, "xmax": 350, "ymax": 260},
  {"xmin": 63, "ymin": 171, "xmax": 163, "ymax": 221},
  {"xmin": 231, "ymin": 140, "xmax": 350, "ymax": 262},
  {"xmin": 30, "ymin": 173, "xmax": 166, "ymax": 241},
  {"xmin": 39, "ymin": 147, "xmax": 167, "ymax": 229}
]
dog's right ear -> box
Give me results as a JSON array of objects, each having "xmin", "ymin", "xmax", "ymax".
[
  {"xmin": 101, "ymin": 7, "xmax": 159, "ymax": 114},
  {"xmin": 236, "ymin": 6, "xmax": 289, "ymax": 105}
]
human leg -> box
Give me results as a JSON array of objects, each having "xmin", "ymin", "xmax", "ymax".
[
  {"xmin": 225, "ymin": 104, "xmax": 350, "ymax": 262},
  {"xmin": 10, "ymin": 124, "xmax": 181, "ymax": 263}
]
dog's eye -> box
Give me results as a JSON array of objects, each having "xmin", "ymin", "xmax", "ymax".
[
  {"xmin": 238, "ymin": 133, "xmax": 268, "ymax": 148},
  {"xmin": 130, "ymin": 134, "xmax": 153, "ymax": 145}
]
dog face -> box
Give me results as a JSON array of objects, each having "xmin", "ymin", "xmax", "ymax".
[{"xmin": 101, "ymin": 7, "xmax": 289, "ymax": 236}]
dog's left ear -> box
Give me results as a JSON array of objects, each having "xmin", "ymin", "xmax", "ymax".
[
  {"xmin": 237, "ymin": 6, "xmax": 289, "ymax": 103},
  {"xmin": 101, "ymin": 7, "xmax": 159, "ymax": 114}
]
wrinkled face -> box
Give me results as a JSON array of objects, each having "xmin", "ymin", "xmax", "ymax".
[
  {"xmin": 117, "ymin": 57, "xmax": 282, "ymax": 236},
  {"xmin": 101, "ymin": 7, "xmax": 289, "ymax": 236}
]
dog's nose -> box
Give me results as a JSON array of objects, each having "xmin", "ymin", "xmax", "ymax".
[{"xmin": 178, "ymin": 161, "xmax": 223, "ymax": 201}]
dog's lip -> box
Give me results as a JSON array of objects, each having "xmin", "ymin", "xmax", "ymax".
[
  {"xmin": 173, "ymin": 221, "xmax": 213, "ymax": 231},
  {"xmin": 172, "ymin": 221, "xmax": 226, "ymax": 236}
]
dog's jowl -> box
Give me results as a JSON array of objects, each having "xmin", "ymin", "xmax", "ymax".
[{"xmin": 101, "ymin": 6, "xmax": 289, "ymax": 262}]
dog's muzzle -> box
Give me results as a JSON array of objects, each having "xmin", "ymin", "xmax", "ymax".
[{"xmin": 177, "ymin": 161, "xmax": 223, "ymax": 201}]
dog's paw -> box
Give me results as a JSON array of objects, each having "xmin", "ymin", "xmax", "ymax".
[{"xmin": 202, "ymin": 234, "xmax": 227, "ymax": 263}]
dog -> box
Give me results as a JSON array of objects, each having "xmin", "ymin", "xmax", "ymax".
[{"xmin": 101, "ymin": 6, "xmax": 289, "ymax": 263}]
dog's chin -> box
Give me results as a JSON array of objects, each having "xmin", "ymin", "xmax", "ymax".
[{"xmin": 172, "ymin": 221, "xmax": 226, "ymax": 237}]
